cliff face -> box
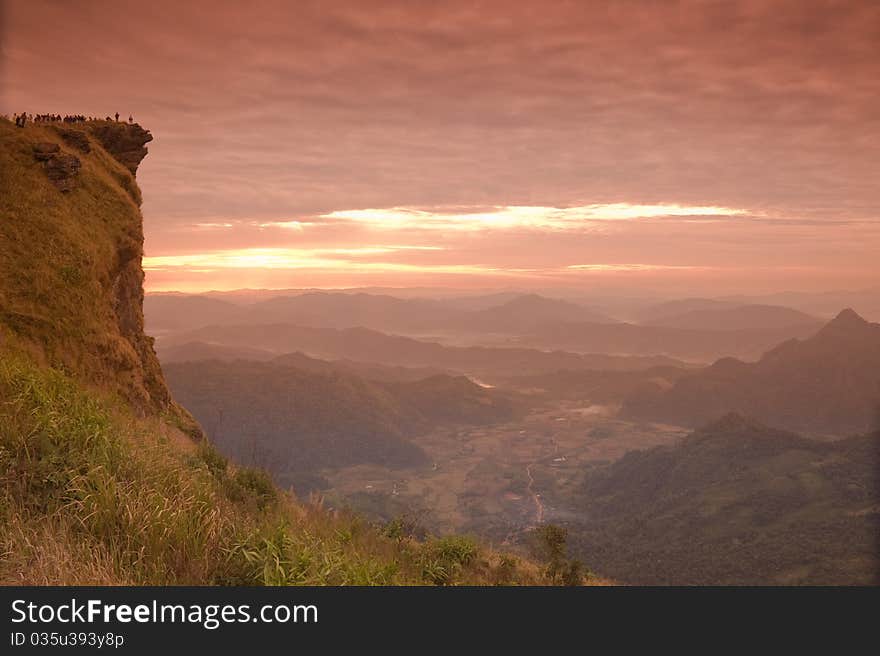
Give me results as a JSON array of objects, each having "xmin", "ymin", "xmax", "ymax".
[
  {"xmin": 88, "ymin": 122, "xmax": 154, "ymax": 175},
  {"xmin": 0, "ymin": 118, "xmax": 571, "ymax": 589},
  {"xmin": 0, "ymin": 118, "xmax": 196, "ymax": 432}
]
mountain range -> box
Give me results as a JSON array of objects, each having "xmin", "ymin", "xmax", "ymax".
[
  {"xmin": 158, "ymin": 323, "xmax": 684, "ymax": 377},
  {"xmin": 164, "ymin": 359, "xmax": 522, "ymax": 492},
  {"xmin": 145, "ymin": 291, "xmax": 613, "ymax": 336},
  {"xmin": 564, "ymin": 413, "xmax": 879, "ymax": 585},
  {"xmin": 147, "ymin": 290, "xmax": 832, "ymax": 362},
  {"xmin": 622, "ymin": 309, "xmax": 880, "ymax": 436},
  {"xmin": 640, "ymin": 303, "xmax": 820, "ymax": 332},
  {"xmin": 522, "ymin": 318, "xmax": 821, "ymax": 361}
]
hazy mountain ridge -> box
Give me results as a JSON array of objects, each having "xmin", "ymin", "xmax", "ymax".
[
  {"xmin": 147, "ymin": 291, "xmax": 835, "ymax": 364},
  {"xmin": 158, "ymin": 340, "xmax": 279, "ymax": 362},
  {"xmin": 443, "ymin": 294, "xmax": 615, "ymax": 332},
  {"xmin": 164, "ymin": 359, "xmax": 522, "ymax": 492},
  {"xmin": 146, "ymin": 290, "xmax": 613, "ymax": 336},
  {"xmin": 144, "ymin": 295, "xmax": 242, "ymax": 333},
  {"xmin": 522, "ymin": 318, "xmax": 819, "ymax": 361},
  {"xmin": 622, "ymin": 309, "xmax": 880, "ymax": 435},
  {"xmin": 636, "ymin": 298, "xmax": 735, "ymax": 322},
  {"xmin": 721, "ymin": 288, "xmax": 880, "ymax": 322},
  {"xmin": 641, "ymin": 303, "xmax": 821, "ymax": 331},
  {"xmin": 159, "ymin": 322, "xmax": 685, "ymax": 376},
  {"xmin": 271, "ymin": 351, "xmax": 448, "ymax": 382}
]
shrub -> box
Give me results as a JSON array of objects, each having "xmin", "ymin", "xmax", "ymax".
[
  {"xmin": 420, "ymin": 535, "xmax": 479, "ymax": 585},
  {"xmin": 530, "ymin": 523, "xmax": 582, "ymax": 585},
  {"xmin": 196, "ymin": 440, "xmax": 228, "ymax": 478},
  {"xmin": 233, "ymin": 467, "xmax": 277, "ymax": 510},
  {"xmin": 381, "ymin": 514, "xmax": 423, "ymax": 543},
  {"xmin": 491, "ymin": 554, "xmax": 519, "ymax": 586}
]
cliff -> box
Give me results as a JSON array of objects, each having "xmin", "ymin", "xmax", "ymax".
[
  {"xmin": 0, "ymin": 116, "xmax": 576, "ymax": 586},
  {"xmin": 0, "ymin": 118, "xmax": 194, "ymax": 431}
]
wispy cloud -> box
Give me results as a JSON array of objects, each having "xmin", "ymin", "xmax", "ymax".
[
  {"xmin": 191, "ymin": 222, "xmax": 235, "ymax": 230},
  {"xmin": 321, "ymin": 203, "xmax": 747, "ymax": 231},
  {"xmin": 566, "ymin": 263, "xmax": 708, "ymax": 272},
  {"xmin": 257, "ymin": 220, "xmax": 307, "ymax": 231},
  {"xmin": 143, "ymin": 245, "xmax": 447, "ymax": 272}
]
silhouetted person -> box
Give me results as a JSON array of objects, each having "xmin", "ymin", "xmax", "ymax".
[{"xmin": 115, "ymin": 112, "xmax": 119, "ymax": 122}]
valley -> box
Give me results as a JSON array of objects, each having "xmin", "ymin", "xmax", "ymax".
[
  {"xmin": 154, "ymin": 290, "xmax": 880, "ymax": 585},
  {"xmin": 320, "ymin": 400, "xmax": 689, "ymax": 543}
]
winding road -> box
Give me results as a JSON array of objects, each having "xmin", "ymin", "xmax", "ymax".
[{"xmin": 525, "ymin": 464, "xmax": 545, "ymax": 525}]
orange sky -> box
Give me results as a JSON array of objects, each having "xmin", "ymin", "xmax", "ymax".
[{"xmin": 3, "ymin": 0, "xmax": 879, "ymax": 293}]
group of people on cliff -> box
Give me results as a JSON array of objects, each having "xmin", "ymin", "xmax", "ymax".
[{"xmin": 11, "ymin": 112, "xmax": 134, "ymax": 127}]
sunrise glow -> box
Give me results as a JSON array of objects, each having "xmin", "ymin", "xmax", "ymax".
[{"xmin": 321, "ymin": 203, "xmax": 747, "ymax": 232}]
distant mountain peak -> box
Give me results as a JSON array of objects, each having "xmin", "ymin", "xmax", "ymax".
[
  {"xmin": 699, "ymin": 411, "xmax": 764, "ymax": 434},
  {"xmin": 815, "ymin": 308, "xmax": 873, "ymax": 339},
  {"xmin": 829, "ymin": 307, "xmax": 867, "ymax": 326}
]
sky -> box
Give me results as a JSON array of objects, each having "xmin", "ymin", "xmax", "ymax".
[{"xmin": 2, "ymin": 0, "xmax": 879, "ymax": 293}]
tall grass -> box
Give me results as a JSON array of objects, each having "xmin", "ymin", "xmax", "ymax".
[{"xmin": 0, "ymin": 355, "xmax": 553, "ymax": 585}]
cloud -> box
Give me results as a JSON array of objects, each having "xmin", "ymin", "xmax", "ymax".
[
  {"xmin": 566, "ymin": 264, "xmax": 708, "ymax": 272},
  {"xmin": 4, "ymin": 0, "xmax": 878, "ymax": 292},
  {"xmin": 322, "ymin": 204, "xmax": 747, "ymax": 231},
  {"xmin": 257, "ymin": 220, "xmax": 306, "ymax": 231},
  {"xmin": 143, "ymin": 245, "xmax": 447, "ymax": 271}
]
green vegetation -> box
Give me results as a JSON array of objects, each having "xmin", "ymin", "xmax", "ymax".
[
  {"xmin": 419, "ymin": 535, "xmax": 480, "ymax": 585},
  {"xmin": 529, "ymin": 524, "xmax": 590, "ymax": 586},
  {"xmin": 565, "ymin": 414, "xmax": 880, "ymax": 585},
  {"xmin": 0, "ymin": 353, "xmax": 553, "ymax": 585},
  {"xmin": 163, "ymin": 359, "xmax": 520, "ymax": 492},
  {"xmin": 164, "ymin": 359, "xmax": 431, "ymax": 487}
]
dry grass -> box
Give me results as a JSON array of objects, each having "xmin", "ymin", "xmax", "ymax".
[
  {"xmin": 0, "ymin": 353, "xmax": 571, "ymax": 585},
  {"xmin": 0, "ymin": 118, "xmax": 176, "ymax": 418}
]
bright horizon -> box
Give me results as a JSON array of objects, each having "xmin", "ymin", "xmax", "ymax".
[{"xmin": 4, "ymin": 1, "xmax": 878, "ymax": 294}]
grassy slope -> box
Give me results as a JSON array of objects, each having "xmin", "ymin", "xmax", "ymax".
[
  {"xmin": 0, "ymin": 118, "xmax": 582, "ymax": 585},
  {"xmin": 0, "ymin": 119, "xmax": 177, "ymax": 418},
  {"xmin": 0, "ymin": 354, "xmax": 550, "ymax": 585}
]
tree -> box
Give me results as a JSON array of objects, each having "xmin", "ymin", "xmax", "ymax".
[
  {"xmin": 532, "ymin": 524, "xmax": 584, "ymax": 585},
  {"xmin": 530, "ymin": 523, "xmax": 584, "ymax": 585}
]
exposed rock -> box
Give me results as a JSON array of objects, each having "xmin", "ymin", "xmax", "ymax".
[
  {"xmin": 111, "ymin": 230, "xmax": 175, "ymax": 413},
  {"xmin": 32, "ymin": 142, "xmax": 60, "ymax": 160},
  {"xmin": 34, "ymin": 142, "xmax": 82, "ymax": 192},
  {"xmin": 4, "ymin": 120, "xmax": 201, "ymax": 436},
  {"xmin": 55, "ymin": 127, "xmax": 91, "ymax": 153},
  {"xmin": 86, "ymin": 122, "xmax": 153, "ymax": 175},
  {"xmin": 43, "ymin": 153, "xmax": 81, "ymax": 192}
]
